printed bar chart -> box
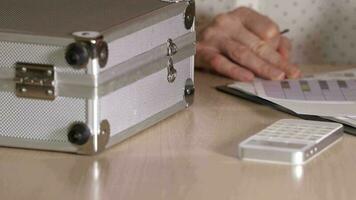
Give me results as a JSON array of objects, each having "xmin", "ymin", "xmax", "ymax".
[{"xmin": 262, "ymin": 80, "xmax": 356, "ymax": 101}]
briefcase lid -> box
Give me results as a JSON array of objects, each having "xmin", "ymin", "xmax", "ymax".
[{"xmin": 0, "ymin": 0, "xmax": 185, "ymax": 41}]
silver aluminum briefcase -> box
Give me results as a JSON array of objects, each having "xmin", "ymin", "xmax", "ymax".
[{"xmin": 0, "ymin": 0, "xmax": 196, "ymax": 154}]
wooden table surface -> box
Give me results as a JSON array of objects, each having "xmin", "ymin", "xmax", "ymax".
[{"xmin": 1, "ymin": 65, "xmax": 356, "ymax": 200}]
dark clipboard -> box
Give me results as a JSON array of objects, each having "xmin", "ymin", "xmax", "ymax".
[{"xmin": 216, "ymin": 85, "xmax": 356, "ymax": 136}]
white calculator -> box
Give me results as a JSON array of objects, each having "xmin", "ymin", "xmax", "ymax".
[{"xmin": 238, "ymin": 119, "xmax": 344, "ymax": 165}]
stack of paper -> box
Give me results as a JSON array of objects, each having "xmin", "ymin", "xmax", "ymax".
[{"xmin": 219, "ymin": 69, "xmax": 356, "ymax": 135}]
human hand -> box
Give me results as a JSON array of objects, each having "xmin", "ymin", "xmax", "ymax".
[{"xmin": 195, "ymin": 7, "xmax": 301, "ymax": 81}]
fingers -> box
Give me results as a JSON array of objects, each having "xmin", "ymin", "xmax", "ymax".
[
  {"xmin": 229, "ymin": 24, "xmax": 285, "ymax": 68},
  {"xmin": 267, "ymin": 35, "xmax": 280, "ymax": 51},
  {"xmin": 288, "ymin": 64, "xmax": 302, "ymax": 78},
  {"xmin": 210, "ymin": 54, "xmax": 255, "ymax": 81},
  {"xmin": 230, "ymin": 7, "xmax": 280, "ymax": 40},
  {"xmin": 196, "ymin": 7, "xmax": 300, "ymax": 81},
  {"xmin": 221, "ymin": 39, "xmax": 286, "ymax": 80},
  {"xmin": 278, "ymin": 36, "xmax": 292, "ymax": 61},
  {"xmin": 228, "ymin": 8, "xmax": 297, "ymax": 77},
  {"xmin": 229, "ymin": 25, "xmax": 300, "ymax": 79},
  {"xmin": 195, "ymin": 43, "xmax": 218, "ymax": 70},
  {"xmin": 196, "ymin": 45, "xmax": 255, "ymax": 81},
  {"xmin": 277, "ymin": 36, "xmax": 301, "ymax": 79},
  {"xmin": 210, "ymin": 8, "xmax": 298, "ymax": 78}
]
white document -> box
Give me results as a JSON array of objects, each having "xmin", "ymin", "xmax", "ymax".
[
  {"xmin": 304, "ymin": 69, "xmax": 356, "ymax": 80},
  {"xmin": 228, "ymin": 74, "xmax": 356, "ymax": 117}
]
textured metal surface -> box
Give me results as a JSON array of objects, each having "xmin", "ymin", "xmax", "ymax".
[
  {"xmin": 104, "ymin": 13, "xmax": 189, "ymax": 71},
  {"xmin": 0, "ymin": 91, "xmax": 87, "ymax": 142},
  {"xmin": 107, "ymin": 101, "xmax": 186, "ymax": 148},
  {"xmin": 0, "ymin": 40, "xmax": 85, "ymax": 74},
  {"xmin": 0, "ymin": 14, "xmax": 191, "ymax": 83},
  {"xmin": 0, "ymin": 32, "xmax": 196, "ymax": 100},
  {"xmin": 98, "ymin": 32, "xmax": 195, "ymax": 87},
  {"xmin": 0, "ymin": 0, "xmax": 170, "ymax": 38},
  {"xmin": 101, "ymin": 58, "xmax": 193, "ymax": 136},
  {"xmin": 0, "ymin": 0, "xmax": 194, "ymax": 153}
]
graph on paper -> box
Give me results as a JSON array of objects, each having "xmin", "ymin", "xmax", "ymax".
[{"xmin": 262, "ymin": 80, "xmax": 356, "ymax": 101}]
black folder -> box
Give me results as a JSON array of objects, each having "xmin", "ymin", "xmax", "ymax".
[{"xmin": 217, "ymin": 85, "xmax": 356, "ymax": 135}]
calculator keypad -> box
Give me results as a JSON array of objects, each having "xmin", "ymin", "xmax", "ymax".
[
  {"xmin": 239, "ymin": 119, "xmax": 343, "ymax": 165},
  {"xmin": 256, "ymin": 120, "xmax": 340, "ymax": 142}
]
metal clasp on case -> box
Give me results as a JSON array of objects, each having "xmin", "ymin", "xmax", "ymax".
[
  {"xmin": 167, "ymin": 39, "xmax": 178, "ymax": 83},
  {"xmin": 167, "ymin": 58, "xmax": 177, "ymax": 83},
  {"xmin": 167, "ymin": 39, "xmax": 178, "ymax": 57},
  {"xmin": 14, "ymin": 62, "xmax": 56, "ymax": 101}
]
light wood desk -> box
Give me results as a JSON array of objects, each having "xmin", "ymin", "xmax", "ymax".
[{"xmin": 1, "ymin": 65, "xmax": 356, "ymax": 200}]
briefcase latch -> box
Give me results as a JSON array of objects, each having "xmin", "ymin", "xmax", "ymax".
[
  {"xmin": 167, "ymin": 39, "xmax": 178, "ymax": 83},
  {"xmin": 14, "ymin": 63, "xmax": 56, "ymax": 101}
]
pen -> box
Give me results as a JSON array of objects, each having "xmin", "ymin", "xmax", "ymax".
[{"xmin": 280, "ymin": 29, "xmax": 290, "ymax": 35}]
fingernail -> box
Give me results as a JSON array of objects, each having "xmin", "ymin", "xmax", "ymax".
[
  {"xmin": 243, "ymin": 73, "xmax": 255, "ymax": 82},
  {"xmin": 270, "ymin": 68, "xmax": 285, "ymax": 80},
  {"xmin": 288, "ymin": 68, "xmax": 302, "ymax": 79},
  {"xmin": 234, "ymin": 72, "xmax": 255, "ymax": 82}
]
